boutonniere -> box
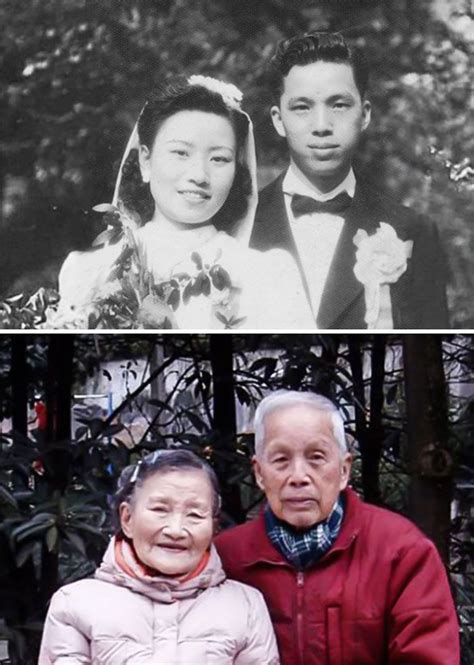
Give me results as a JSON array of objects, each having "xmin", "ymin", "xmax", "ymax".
[{"xmin": 353, "ymin": 223, "xmax": 413, "ymax": 328}]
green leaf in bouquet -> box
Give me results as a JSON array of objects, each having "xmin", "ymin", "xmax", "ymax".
[
  {"xmin": 92, "ymin": 203, "xmax": 118, "ymax": 214},
  {"xmin": 190, "ymin": 274, "xmax": 202, "ymax": 297},
  {"xmin": 226, "ymin": 315, "xmax": 247, "ymax": 328},
  {"xmin": 123, "ymin": 226, "xmax": 138, "ymax": 246},
  {"xmin": 118, "ymin": 204, "xmax": 142, "ymax": 231},
  {"xmin": 154, "ymin": 279, "xmax": 181, "ymax": 312},
  {"xmin": 1, "ymin": 301, "xmax": 13, "ymax": 315},
  {"xmin": 191, "ymin": 251, "xmax": 203, "ymax": 270},
  {"xmin": 107, "ymin": 246, "xmax": 134, "ymax": 281},
  {"xmin": 92, "ymin": 228, "xmax": 116, "ymax": 247},
  {"xmin": 117, "ymin": 245, "xmax": 135, "ymax": 263},
  {"xmin": 152, "ymin": 279, "xmax": 169, "ymax": 298},
  {"xmin": 210, "ymin": 264, "xmax": 231, "ymax": 290},
  {"xmin": 172, "ymin": 272, "xmax": 192, "ymax": 283},
  {"xmin": 182, "ymin": 281, "xmax": 193, "ymax": 305},
  {"xmin": 9, "ymin": 287, "xmax": 61, "ymax": 328},
  {"xmin": 103, "ymin": 211, "xmax": 123, "ymax": 228},
  {"xmin": 201, "ymin": 274, "xmax": 211, "ymax": 296},
  {"xmin": 95, "ymin": 285, "xmax": 140, "ymax": 329},
  {"xmin": 88, "ymin": 311, "xmax": 100, "ymax": 328},
  {"xmin": 215, "ymin": 311, "xmax": 229, "ymax": 326},
  {"xmin": 26, "ymin": 287, "xmax": 57, "ymax": 311},
  {"xmin": 214, "ymin": 311, "xmax": 246, "ymax": 329},
  {"xmin": 42, "ymin": 288, "xmax": 60, "ymax": 306},
  {"xmin": 167, "ymin": 287, "xmax": 180, "ymax": 311},
  {"xmin": 4, "ymin": 293, "xmax": 24, "ymax": 304},
  {"xmin": 193, "ymin": 272, "xmax": 211, "ymax": 297},
  {"xmin": 141, "ymin": 270, "xmax": 155, "ymax": 296}
]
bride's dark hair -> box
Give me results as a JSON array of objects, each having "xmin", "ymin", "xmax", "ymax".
[{"xmin": 119, "ymin": 77, "xmax": 252, "ymax": 232}]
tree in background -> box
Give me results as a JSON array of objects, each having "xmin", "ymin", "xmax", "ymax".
[{"xmin": 0, "ymin": 0, "xmax": 472, "ymax": 324}]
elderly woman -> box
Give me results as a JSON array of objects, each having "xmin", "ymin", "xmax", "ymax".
[{"xmin": 39, "ymin": 449, "xmax": 279, "ymax": 664}]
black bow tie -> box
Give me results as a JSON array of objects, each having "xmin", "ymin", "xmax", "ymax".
[{"xmin": 291, "ymin": 191, "xmax": 352, "ymax": 218}]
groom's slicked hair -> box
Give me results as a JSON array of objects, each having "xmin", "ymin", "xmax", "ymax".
[{"xmin": 268, "ymin": 31, "xmax": 369, "ymax": 101}]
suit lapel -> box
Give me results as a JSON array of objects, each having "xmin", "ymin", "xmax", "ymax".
[
  {"xmin": 252, "ymin": 174, "xmax": 295, "ymax": 254},
  {"xmin": 317, "ymin": 181, "xmax": 380, "ymax": 329},
  {"xmin": 251, "ymin": 173, "xmax": 314, "ymax": 309}
]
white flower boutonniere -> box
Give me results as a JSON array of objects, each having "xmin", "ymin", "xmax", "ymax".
[{"xmin": 353, "ymin": 222, "xmax": 413, "ymax": 328}]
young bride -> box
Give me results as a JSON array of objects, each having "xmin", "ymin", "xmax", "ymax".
[{"xmin": 51, "ymin": 75, "xmax": 314, "ymax": 329}]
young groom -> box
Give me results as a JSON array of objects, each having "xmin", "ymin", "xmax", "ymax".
[{"xmin": 251, "ymin": 32, "xmax": 449, "ymax": 329}]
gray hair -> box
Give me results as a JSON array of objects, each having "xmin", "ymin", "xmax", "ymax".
[
  {"xmin": 111, "ymin": 449, "xmax": 222, "ymax": 535},
  {"xmin": 254, "ymin": 390, "xmax": 348, "ymax": 458}
]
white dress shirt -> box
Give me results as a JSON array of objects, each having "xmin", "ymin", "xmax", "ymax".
[{"xmin": 283, "ymin": 167, "xmax": 356, "ymax": 321}]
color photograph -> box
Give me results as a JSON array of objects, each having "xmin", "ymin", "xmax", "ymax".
[{"xmin": 0, "ymin": 333, "xmax": 472, "ymax": 663}]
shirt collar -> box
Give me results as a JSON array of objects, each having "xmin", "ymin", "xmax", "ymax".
[
  {"xmin": 264, "ymin": 494, "xmax": 346, "ymax": 569},
  {"xmin": 283, "ymin": 165, "xmax": 356, "ymax": 201}
]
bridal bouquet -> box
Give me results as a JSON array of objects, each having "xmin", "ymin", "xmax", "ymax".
[
  {"xmin": 86, "ymin": 204, "xmax": 245, "ymax": 329},
  {"xmin": 46, "ymin": 204, "xmax": 246, "ymax": 329},
  {"xmin": 1, "ymin": 204, "xmax": 246, "ymax": 329},
  {"xmin": 0, "ymin": 288, "xmax": 60, "ymax": 329}
]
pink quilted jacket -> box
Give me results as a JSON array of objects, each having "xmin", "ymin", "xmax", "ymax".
[{"xmin": 39, "ymin": 539, "xmax": 279, "ymax": 664}]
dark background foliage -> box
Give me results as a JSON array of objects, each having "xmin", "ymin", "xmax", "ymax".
[{"xmin": 0, "ymin": 0, "xmax": 473, "ymax": 325}]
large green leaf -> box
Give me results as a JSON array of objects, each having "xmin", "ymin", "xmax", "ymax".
[
  {"xmin": 0, "ymin": 484, "xmax": 19, "ymax": 509},
  {"xmin": 15, "ymin": 540, "xmax": 37, "ymax": 568},
  {"xmin": 64, "ymin": 529, "xmax": 87, "ymax": 556},
  {"xmin": 45, "ymin": 526, "xmax": 59, "ymax": 552}
]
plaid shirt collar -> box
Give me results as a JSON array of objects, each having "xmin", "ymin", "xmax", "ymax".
[{"xmin": 264, "ymin": 493, "xmax": 345, "ymax": 570}]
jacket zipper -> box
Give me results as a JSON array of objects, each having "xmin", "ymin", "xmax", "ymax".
[{"xmin": 296, "ymin": 571, "xmax": 304, "ymax": 665}]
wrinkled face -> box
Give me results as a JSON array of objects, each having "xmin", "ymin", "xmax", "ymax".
[
  {"xmin": 271, "ymin": 61, "xmax": 371, "ymax": 192},
  {"xmin": 139, "ymin": 110, "xmax": 237, "ymax": 226},
  {"xmin": 120, "ymin": 469, "xmax": 214, "ymax": 576},
  {"xmin": 253, "ymin": 405, "xmax": 352, "ymax": 529}
]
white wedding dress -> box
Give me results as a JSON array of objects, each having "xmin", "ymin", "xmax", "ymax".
[{"xmin": 54, "ymin": 224, "xmax": 314, "ymax": 330}]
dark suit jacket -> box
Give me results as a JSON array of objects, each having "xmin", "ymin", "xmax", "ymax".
[{"xmin": 250, "ymin": 172, "xmax": 449, "ymax": 329}]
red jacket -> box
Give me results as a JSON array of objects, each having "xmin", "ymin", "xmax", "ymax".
[{"xmin": 215, "ymin": 488, "xmax": 460, "ymax": 665}]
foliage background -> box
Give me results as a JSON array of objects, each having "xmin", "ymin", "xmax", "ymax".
[{"xmin": 0, "ymin": 0, "xmax": 473, "ymax": 325}]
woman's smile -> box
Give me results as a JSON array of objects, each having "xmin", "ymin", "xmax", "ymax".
[
  {"xmin": 178, "ymin": 188, "xmax": 211, "ymax": 202},
  {"xmin": 156, "ymin": 542, "xmax": 188, "ymax": 552}
]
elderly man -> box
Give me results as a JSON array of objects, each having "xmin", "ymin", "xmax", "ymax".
[{"xmin": 215, "ymin": 390, "xmax": 460, "ymax": 665}]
